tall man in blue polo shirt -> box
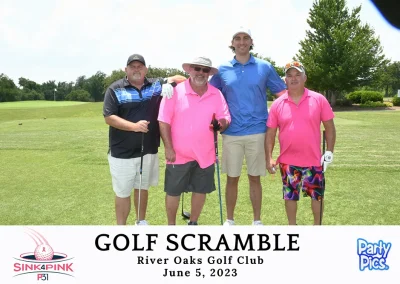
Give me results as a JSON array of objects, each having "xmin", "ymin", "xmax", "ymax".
[{"xmin": 209, "ymin": 27, "xmax": 286, "ymax": 225}]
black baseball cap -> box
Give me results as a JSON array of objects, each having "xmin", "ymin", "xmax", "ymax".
[{"xmin": 127, "ymin": 54, "xmax": 146, "ymax": 66}]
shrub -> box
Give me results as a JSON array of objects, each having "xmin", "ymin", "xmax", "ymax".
[
  {"xmin": 335, "ymin": 97, "xmax": 353, "ymax": 107},
  {"xmin": 65, "ymin": 89, "xmax": 92, "ymax": 102},
  {"xmin": 360, "ymin": 91, "xmax": 383, "ymax": 104},
  {"xmin": 392, "ymin": 96, "xmax": 400, "ymax": 106},
  {"xmin": 384, "ymin": 102, "xmax": 393, "ymax": 107},
  {"xmin": 360, "ymin": 101, "xmax": 386, "ymax": 108},
  {"xmin": 347, "ymin": 91, "xmax": 383, "ymax": 104},
  {"xmin": 347, "ymin": 91, "xmax": 362, "ymax": 104},
  {"xmin": 20, "ymin": 90, "xmax": 44, "ymax": 101}
]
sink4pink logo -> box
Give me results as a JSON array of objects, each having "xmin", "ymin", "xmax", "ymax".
[{"xmin": 13, "ymin": 228, "xmax": 74, "ymax": 281}]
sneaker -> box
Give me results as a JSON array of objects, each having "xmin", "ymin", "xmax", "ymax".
[
  {"xmin": 252, "ymin": 220, "xmax": 263, "ymax": 226},
  {"xmin": 188, "ymin": 221, "xmax": 198, "ymax": 225},
  {"xmin": 136, "ymin": 220, "xmax": 149, "ymax": 225},
  {"xmin": 223, "ymin": 219, "xmax": 235, "ymax": 226}
]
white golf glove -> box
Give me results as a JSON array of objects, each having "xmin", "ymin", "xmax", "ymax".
[
  {"xmin": 161, "ymin": 83, "xmax": 174, "ymax": 99},
  {"xmin": 320, "ymin": 151, "xmax": 333, "ymax": 172}
]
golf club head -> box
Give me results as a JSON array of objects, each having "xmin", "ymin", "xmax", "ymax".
[{"xmin": 182, "ymin": 211, "xmax": 190, "ymax": 219}]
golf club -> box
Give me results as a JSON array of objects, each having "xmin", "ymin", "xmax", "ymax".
[
  {"xmin": 136, "ymin": 132, "xmax": 145, "ymax": 225},
  {"xmin": 136, "ymin": 81, "xmax": 160, "ymax": 225},
  {"xmin": 181, "ymin": 193, "xmax": 190, "ymax": 220},
  {"xmin": 212, "ymin": 115, "xmax": 223, "ymax": 225},
  {"xmin": 320, "ymin": 130, "xmax": 326, "ymax": 225}
]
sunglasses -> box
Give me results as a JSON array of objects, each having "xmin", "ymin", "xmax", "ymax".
[
  {"xmin": 285, "ymin": 61, "xmax": 304, "ymax": 70},
  {"xmin": 192, "ymin": 66, "xmax": 211, "ymax": 73}
]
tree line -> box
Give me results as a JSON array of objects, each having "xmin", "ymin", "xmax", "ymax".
[
  {"xmin": 0, "ymin": 67, "xmax": 187, "ymax": 103},
  {"xmin": 0, "ymin": 0, "xmax": 399, "ymax": 106}
]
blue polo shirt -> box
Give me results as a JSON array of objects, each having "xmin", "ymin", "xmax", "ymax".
[{"xmin": 209, "ymin": 55, "xmax": 286, "ymax": 136}]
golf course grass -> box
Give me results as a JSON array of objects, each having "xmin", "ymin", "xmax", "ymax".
[{"xmin": 0, "ymin": 101, "xmax": 399, "ymax": 225}]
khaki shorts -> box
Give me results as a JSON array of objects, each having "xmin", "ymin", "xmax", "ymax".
[
  {"xmin": 108, "ymin": 153, "xmax": 159, "ymax": 198},
  {"xmin": 221, "ymin": 133, "xmax": 266, "ymax": 177}
]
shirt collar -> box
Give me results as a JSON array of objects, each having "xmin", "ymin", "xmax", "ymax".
[
  {"xmin": 123, "ymin": 77, "xmax": 151, "ymax": 89},
  {"xmin": 184, "ymin": 79, "xmax": 210, "ymax": 97},
  {"xmin": 283, "ymin": 88, "xmax": 310, "ymax": 102},
  {"xmin": 230, "ymin": 54, "xmax": 256, "ymax": 66}
]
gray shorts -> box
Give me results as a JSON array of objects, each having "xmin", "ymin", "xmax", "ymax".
[{"xmin": 164, "ymin": 161, "xmax": 216, "ymax": 196}]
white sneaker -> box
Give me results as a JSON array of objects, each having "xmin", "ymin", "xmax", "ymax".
[
  {"xmin": 224, "ymin": 220, "xmax": 235, "ymax": 226},
  {"xmin": 136, "ymin": 220, "xmax": 149, "ymax": 225},
  {"xmin": 252, "ymin": 220, "xmax": 263, "ymax": 226}
]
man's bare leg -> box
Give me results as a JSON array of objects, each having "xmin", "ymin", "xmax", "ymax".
[
  {"xmin": 165, "ymin": 194, "xmax": 180, "ymax": 225},
  {"xmin": 115, "ymin": 196, "xmax": 130, "ymax": 225},
  {"xmin": 189, "ymin": 193, "xmax": 206, "ymax": 223},
  {"xmin": 285, "ymin": 200, "xmax": 297, "ymax": 225},
  {"xmin": 226, "ymin": 176, "xmax": 240, "ymax": 220},
  {"xmin": 312, "ymin": 199, "xmax": 323, "ymax": 225},
  {"xmin": 248, "ymin": 174, "xmax": 262, "ymax": 221},
  {"xmin": 133, "ymin": 189, "xmax": 148, "ymax": 222}
]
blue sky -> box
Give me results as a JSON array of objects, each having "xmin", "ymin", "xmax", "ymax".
[{"xmin": 1, "ymin": 0, "xmax": 399, "ymax": 85}]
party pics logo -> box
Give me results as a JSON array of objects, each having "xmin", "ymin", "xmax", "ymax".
[
  {"xmin": 13, "ymin": 228, "xmax": 74, "ymax": 280},
  {"xmin": 357, "ymin": 238, "xmax": 391, "ymax": 271}
]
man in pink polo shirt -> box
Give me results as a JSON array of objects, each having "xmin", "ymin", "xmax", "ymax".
[
  {"xmin": 265, "ymin": 61, "xmax": 336, "ymax": 225},
  {"xmin": 158, "ymin": 56, "xmax": 231, "ymax": 225}
]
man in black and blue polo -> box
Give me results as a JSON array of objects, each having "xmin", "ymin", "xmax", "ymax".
[{"xmin": 103, "ymin": 54, "xmax": 186, "ymax": 225}]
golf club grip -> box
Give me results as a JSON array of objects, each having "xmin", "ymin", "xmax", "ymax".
[
  {"xmin": 214, "ymin": 131, "xmax": 218, "ymax": 155},
  {"xmin": 322, "ymin": 130, "xmax": 326, "ymax": 153}
]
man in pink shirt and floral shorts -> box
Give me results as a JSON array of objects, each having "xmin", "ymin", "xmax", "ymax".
[
  {"xmin": 158, "ymin": 56, "xmax": 231, "ymax": 225},
  {"xmin": 265, "ymin": 61, "xmax": 336, "ymax": 225}
]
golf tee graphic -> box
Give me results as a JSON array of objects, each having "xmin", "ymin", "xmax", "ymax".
[{"xmin": 13, "ymin": 228, "xmax": 74, "ymax": 280}]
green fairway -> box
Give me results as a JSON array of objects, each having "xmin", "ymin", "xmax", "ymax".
[
  {"xmin": 0, "ymin": 100, "xmax": 88, "ymax": 109},
  {"xmin": 0, "ymin": 101, "xmax": 399, "ymax": 225}
]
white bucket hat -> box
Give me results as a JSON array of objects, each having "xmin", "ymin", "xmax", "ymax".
[{"xmin": 182, "ymin": 56, "xmax": 218, "ymax": 75}]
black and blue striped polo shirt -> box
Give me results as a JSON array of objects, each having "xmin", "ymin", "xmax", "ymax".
[{"xmin": 103, "ymin": 77, "xmax": 166, "ymax": 158}]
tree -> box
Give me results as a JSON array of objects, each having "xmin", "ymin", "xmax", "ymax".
[
  {"xmin": 56, "ymin": 81, "xmax": 74, "ymax": 101},
  {"xmin": 296, "ymin": 0, "xmax": 387, "ymax": 106},
  {"xmin": 75, "ymin": 76, "xmax": 86, "ymax": 90},
  {"xmin": 85, "ymin": 71, "xmax": 106, "ymax": 102},
  {"xmin": 0, "ymin": 74, "xmax": 20, "ymax": 102},
  {"xmin": 251, "ymin": 52, "xmax": 284, "ymax": 77},
  {"xmin": 147, "ymin": 66, "xmax": 187, "ymax": 79},
  {"xmin": 103, "ymin": 70, "xmax": 125, "ymax": 94},
  {"xmin": 373, "ymin": 61, "xmax": 400, "ymax": 96},
  {"xmin": 18, "ymin": 77, "xmax": 41, "ymax": 92},
  {"xmin": 41, "ymin": 80, "xmax": 57, "ymax": 101},
  {"xmin": 65, "ymin": 89, "xmax": 92, "ymax": 102}
]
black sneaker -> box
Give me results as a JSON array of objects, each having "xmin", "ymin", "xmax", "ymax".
[{"xmin": 188, "ymin": 221, "xmax": 198, "ymax": 225}]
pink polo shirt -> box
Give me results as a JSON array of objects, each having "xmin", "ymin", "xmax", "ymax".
[
  {"xmin": 158, "ymin": 79, "xmax": 231, "ymax": 168},
  {"xmin": 267, "ymin": 88, "xmax": 334, "ymax": 167}
]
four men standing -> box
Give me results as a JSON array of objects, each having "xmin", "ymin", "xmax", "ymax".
[{"xmin": 104, "ymin": 28, "xmax": 336, "ymax": 225}]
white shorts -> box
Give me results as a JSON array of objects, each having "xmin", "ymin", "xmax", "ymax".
[{"xmin": 108, "ymin": 154, "xmax": 159, "ymax": 198}]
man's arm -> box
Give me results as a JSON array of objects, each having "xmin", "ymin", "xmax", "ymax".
[
  {"xmin": 104, "ymin": 115, "xmax": 149, "ymax": 133},
  {"xmin": 275, "ymin": 90, "xmax": 286, "ymax": 97},
  {"xmin": 322, "ymin": 119, "xmax": 336, "ymax": 152},
  {"xmin": 265, "ymin": 127, "xmax": 278, "ymax": 174},
  {"xmin": 159, "ymin": 121, "xmax": 176, "ymax": 163},
  {"xmin": 103, "ymin": 87, "xmax": 148, "ymax": 132},
  {"xmin": 214, "ymin": 91, "xmax": 231, "ymax": 132},
  {"xmin": 166, "ymin": 75, "xmax": 187, "ymax": 84}
]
